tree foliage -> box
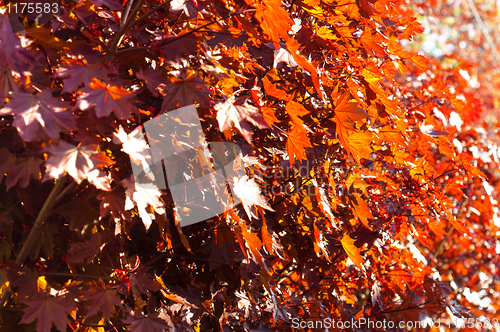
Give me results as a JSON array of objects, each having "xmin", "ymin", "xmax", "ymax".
[{"xmin": 1, "ymin": 0, "xmax": 500, "ymax": 331}]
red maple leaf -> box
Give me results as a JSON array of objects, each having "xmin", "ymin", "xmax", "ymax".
[{"xmin": 0, "ymin": 91, "xmax": 75, "ymax": 142}]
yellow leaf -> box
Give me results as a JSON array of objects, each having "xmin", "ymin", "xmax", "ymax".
[
  {"xmin": 316, "ymin": 26, "xmax": 337, "ymax": 40},
  {"xmin": 346, "ymin": 173, "xmax": 370, "ymax": 196},
  {"xmin": 37, "ymin": 276, "xmax": 47, "ymax": 291},
  {"xmin": 361, "ymin": 68, "xmax": 382, "ymax": 83}
]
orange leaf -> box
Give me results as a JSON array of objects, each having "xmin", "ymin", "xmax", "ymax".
[
  {"xmin": 437, "ymin": 136, "xmax": 456, "ymax": 159},
  {"xmin": 460, "ymin": 154, "xmax": 486, "ymax": 179},
  {"xmin": 240, "ymin": 221, "xmax": 266, "ymax": 270},
  {"xmin": 260, "ymin": 106, "xmax": 278, "ymax": 126},
  {"xmin": 253, "ymin": 0, "xmax": 293, "ymax": 47},
  {"xmin": 449, "ymin": 216, "xmax": 470, "ymax": 236},
  {"xmin": 89, "ymin": 78, "xmax": 132, "ymax": 100},
  {"xmin": 286, "ymin": 126, "xmax": 312, "ymax": 165},
  {"xmin": 377, "ymin": 128, "xmax": 407, "ymax": 147},
  {"xmin": 333, "ymin": 92, "xmax": 369, "ymax": 141},
  {"xmin": 261, "ymin": 219, "xmax": 274, "ymax": 255},
  {"xmin": 341, "ymin": 234, "xmax": 364, "ymax": 270},
  {"xmin": 349, "ymin": 193, "xmax": 373, "ymax": 229},
  {"xmin": 262, "ymin": 76, "xmax": 288, "ymax": 100},
  {"xmin": 347, "ymin": 131, "xmax": 374, "ymax": 165},
  {"xmin": 427, "ymin": 219, "xmax": 447, "ymax": 239},
  {"xmin": 359, "ymin": 29, "xmax": 386, "ymax": 57},
  {"xmin": 285, "ymin": 39, "xmax": 317, "ymax": 75},
  {"xmin": 285, "ymin": 38, "xmax": 322, "ymax": 97},
  {"xmin": 285, "ymin": 99, "xmax": 310, "ymax": 128}
]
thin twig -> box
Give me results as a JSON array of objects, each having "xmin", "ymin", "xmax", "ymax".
[
  {"xmin": 132, "ymin": 0, "xmax": 173, "ymax": 29},
  {"xmin": 115, "ymin": 14, "xmax": 233, "ymax": 54},
  {"xmin": 15, "ymin": 174, "xmax": 69, "ymax": 266},
  {"xmin": 39, "ymin": 272, "xmax": 114, "ymax": 280},
  {"xmin": 121, "ymin": 0, "xmax": 134, "ymax": 26},
  {"xmin": 55, "ymin": 181, "xmax": 77, "ymax": 203},
  {"xmin": 108, "ymin": 0, "xmax": 146, "ymax": 55}
]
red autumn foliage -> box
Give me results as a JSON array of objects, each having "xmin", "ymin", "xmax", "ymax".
[{"xmin": 1, "ymin": 0, "xmax": 500, "ymax": 331}]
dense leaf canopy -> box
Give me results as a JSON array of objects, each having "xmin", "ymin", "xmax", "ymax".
[{"xmin": 1, "ymin": 0, "xmax": 500, "ymax": 331}]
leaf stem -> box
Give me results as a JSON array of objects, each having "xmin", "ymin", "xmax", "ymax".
[
  {"xmin": 108, "ymin": 0, "xmax": 146, "ymax": 55},
  {"xmin": 115, "ymin": 13, "xmax": 233, "ymax": 54},
  {"xmin": 55, "ymin": 181, "xmax": 77, "ymax": 203},
  {"xmin": 132, "ymin": 0, "xmax": 172, "ymax": 28},
  {"xmin": 121, "ymin": 0, "xmax": 134, "ymax": 26},
  {"xmin": 15, "ymin": 174, "xmax": 69, "ymax": 266},
  {"xmin": 39, "ymin": 272, "xmax": 114, "ymax": 280}
]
